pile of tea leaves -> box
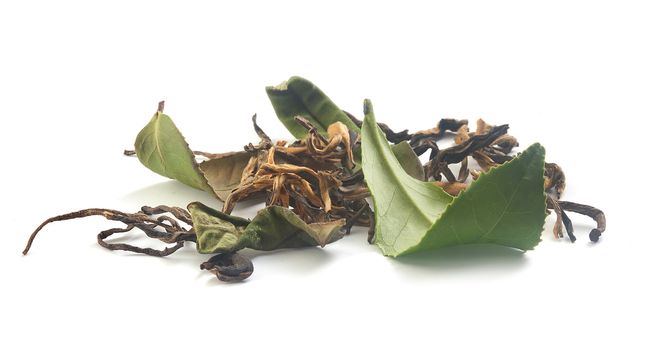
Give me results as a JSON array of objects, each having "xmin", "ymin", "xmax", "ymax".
[{"xmin": 22, "ymin": 77, "xmax": 606, "ymax": 282}]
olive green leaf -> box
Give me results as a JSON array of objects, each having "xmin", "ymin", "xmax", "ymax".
[
  {"xmin": 188, "ymin": 202, "xmax": 345, "ymax": 254},
  {"xmin": 266, "ymin": 76, "xmax": 361, "ymax": 139},
  {"xmin": 199, "ymin": 151, "xmax": 252, "ymax": 201},
  {"xmin": 134, "ymin": 111, "xmax": 213, "ymax": 192},
  {"xmin": 134, "ymin": 110, "xmax": 251, "ymax": 202},
  {"xmin": 391, "ymin": 141, "xmax": 425, "ymax": 181},
  {"xmin": 190, "ymin": 202, "xmax": 250, "ymax": 253},
  {"xmin": 361, "ymin": 99, "xmax": 546, "ymax": 257}
]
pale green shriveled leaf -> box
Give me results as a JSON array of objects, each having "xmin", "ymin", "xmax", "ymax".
[
  {"xmin": 188, "ymin": 202, "xmax": 345, "ymax": 254},
  {"xmin": 266, "ymin": 76, "xmax": 360, "ymax": 139},
  {"xmin": 190, "ymin": 202, "xmax": 250, "ymax": 254},
  {"xmin": 361, "ymin": 99, "xmax": 546, "ymax": 257}
]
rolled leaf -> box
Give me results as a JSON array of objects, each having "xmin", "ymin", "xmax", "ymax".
[
  {"xmin": 266, "ymin": 76, "xmax": 360, "ymax": 139},
  {"xmin": 361, "ymin": 99, "xmax": 546, "ymax": 257}
]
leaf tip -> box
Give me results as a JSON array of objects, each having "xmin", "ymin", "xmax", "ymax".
[{"xmin": 363, "ymin": 99, "xmax": 373, "ymax": 116}]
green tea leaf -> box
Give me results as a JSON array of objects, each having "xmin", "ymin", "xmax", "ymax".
[
  {"xmin": 405, "ymin": 144, "xmax": 546, "ymax": 255},
  {"xmin": 199, "ymin": 151, "xmax": 252, "ymax": 201},
  {"xmin": 361, "ymin": 100, "xmax": 453, "ymax": 256},
  {"xmin": 361, "ymin": 99, "xmax": 546, "ymax": 257},
  {"xmin": 133, "ymin": 111, "xmax": 251, "ymax": 202},
  {"xmin": 134, "ymin": 111, "xmax": 212, "ymax": 192},
  {"xmin": 243, "ymin": 206, "xmax": 345, "ymax": 250},
  {"xmin": 266, "ymin": 76, "xmax": 360, "ymax": 139},
  {"xmin": 391, "ymin": 141, "xmax": 425, "ymax": 181},
  {"xmin": 188, "ymin": 202, "xmax": 345, "ymax": 254},
  {"xmin": 190, "ymin": 202, "xmax": 250, "ymax": 253}
]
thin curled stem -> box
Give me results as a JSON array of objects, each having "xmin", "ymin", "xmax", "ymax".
[
  {"xmin": 22, "ymin": 206, "xmax": 195, "ymax": 256},
  {"xmin": 97, "ymin": 225, "xmax": 185, "ymax": 257}
]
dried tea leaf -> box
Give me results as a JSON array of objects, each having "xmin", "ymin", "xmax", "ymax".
[
  {"xmin": 361, "ymin": 99, "xmax": 546, "ymax": 257},
  {"xmin": 189, "ymin": 202, "xmax": 250, "ymax": 253},
  {"xmin": 243, "ymin": 206, "xmax": 345, "ymax": 249},
  {"xmin": 133, "ymin": 110, "xmax": 251, "ymax": 202},
  {"xmin": 266, "ymin": 76, "xmax": 360, "ymax": 139},
  {"xmin": 200, "ymin": 253, "xmax": 254, "ymax": 282},
  {"xmin": 134, "ymin": 110, "xmax": 212, "ymax": 192},
  {"xmin": 199, "ymin": 151, "xmax": 252, "ymax": 201},
  {"xmin": 188, "ymin": 202, "xmax": 345, "ymax": 254}
]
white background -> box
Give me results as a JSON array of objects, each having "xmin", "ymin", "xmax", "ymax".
[{"xmin": 1, "ymin": 1, "xmax": 645, "ymax": 349}]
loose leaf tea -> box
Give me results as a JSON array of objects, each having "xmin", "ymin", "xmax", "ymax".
[
  {"xmin": 199, "ymin": 151, "xmax": 252, "ymax": 201},
  {"xmin": 266, "ymin": 76, "xmax": 361, "ymax": 138},
  {"xmin": 190, "ymin": 202, "xmax": 344, "ymax": 254},
  {"xmin": 134, "ymin": 101, "xmax": 213, "ymax": 193},
  {"xmin": 22, "ymin": 77, "xmax": 607, "ymax": 282},
  {"xmin": 132, "ymin": 103, "xmax": 255, "ymax": 202},
  {"xmin": 361, "ymin": 100, "xmax": 545, "ymax": 256}
]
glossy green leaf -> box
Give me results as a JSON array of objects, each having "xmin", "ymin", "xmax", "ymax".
[
  {"xmin": 188, "ymin": 202, "xmax": 345, "ymax": 254},
  {"xmin": 266, "ymin": 76, "xmax": 360, "ymax": 139},
  {"xmin": 134, "ymin": 111, "xmax": 212, "ymax": 192},
  {"xmin": 361, "ymin": 99, "xmax": 546, "ymax": 257}
]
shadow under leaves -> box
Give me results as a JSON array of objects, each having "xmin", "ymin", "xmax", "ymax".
[{"xmin": 391, "ymin": 244, "xmax": 529, "ymax": 276}]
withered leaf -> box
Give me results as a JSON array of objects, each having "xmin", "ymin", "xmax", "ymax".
[
  {"xmin": 266, "ymin": 76, "xmax": 360, "ymax": 139},
  {"xmin": 188, "ymin": 202, "xmax": 345, "ymax": 254},
  {"xmin": 134, "ymin": 107, "xmax": 213, "ymax": 193},
  {"xmin": 199, "ymin": 151, "xmax": 252, "ymax": 201},
  {"xmin": 133, "ymin": 107, "xmax": 249, "ymax": 202}
]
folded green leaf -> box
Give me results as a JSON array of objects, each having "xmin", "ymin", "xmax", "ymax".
[
  {"xmin": 135, "ymin": 111, "xmax": 213, "ymax": 192},
  {"xmin": 266, "ymin": 76, "xmax": 360, "ymax": 139},
  {"xmin": 406, "ymin": 144, "xmax": 547, "ymax": 255},
  {"xmin": 189, "ymin": 202, "xmax": 345, "ymax": 254},
  {"xmin": 134, "ymin": 111, "xmax": 250, "ymax": 202},
  {"xmin": 361, "ymin": 99, "xmax": 546, "ymax": 257}
]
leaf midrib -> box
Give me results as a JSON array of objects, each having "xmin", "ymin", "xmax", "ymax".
[
  {"xmin": 153, "ymin": 114, "xmax": 168, "ymax": 175},
  {"xmin": 370, "ymin": 120, "xmax": 439, "ymax": 249},
  {"xmin": 291, "ymin": 86, "xmax": 327, "ymax": 133},
  {"xmin": 476, "ymin": 151, "xmax": 539, "ymax": 243}
]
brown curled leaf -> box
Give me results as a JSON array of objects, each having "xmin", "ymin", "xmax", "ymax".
[
  {"xmin": 200, "ymin": 252, "xmax": 254, "ymax": 282},
  {"xmin": 433, "ymin": 181, "xmax": 469, "ymax": 196},
  {"xmin": 327, "ymin": 122, "xmax": 355, "ymax": 168}
]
